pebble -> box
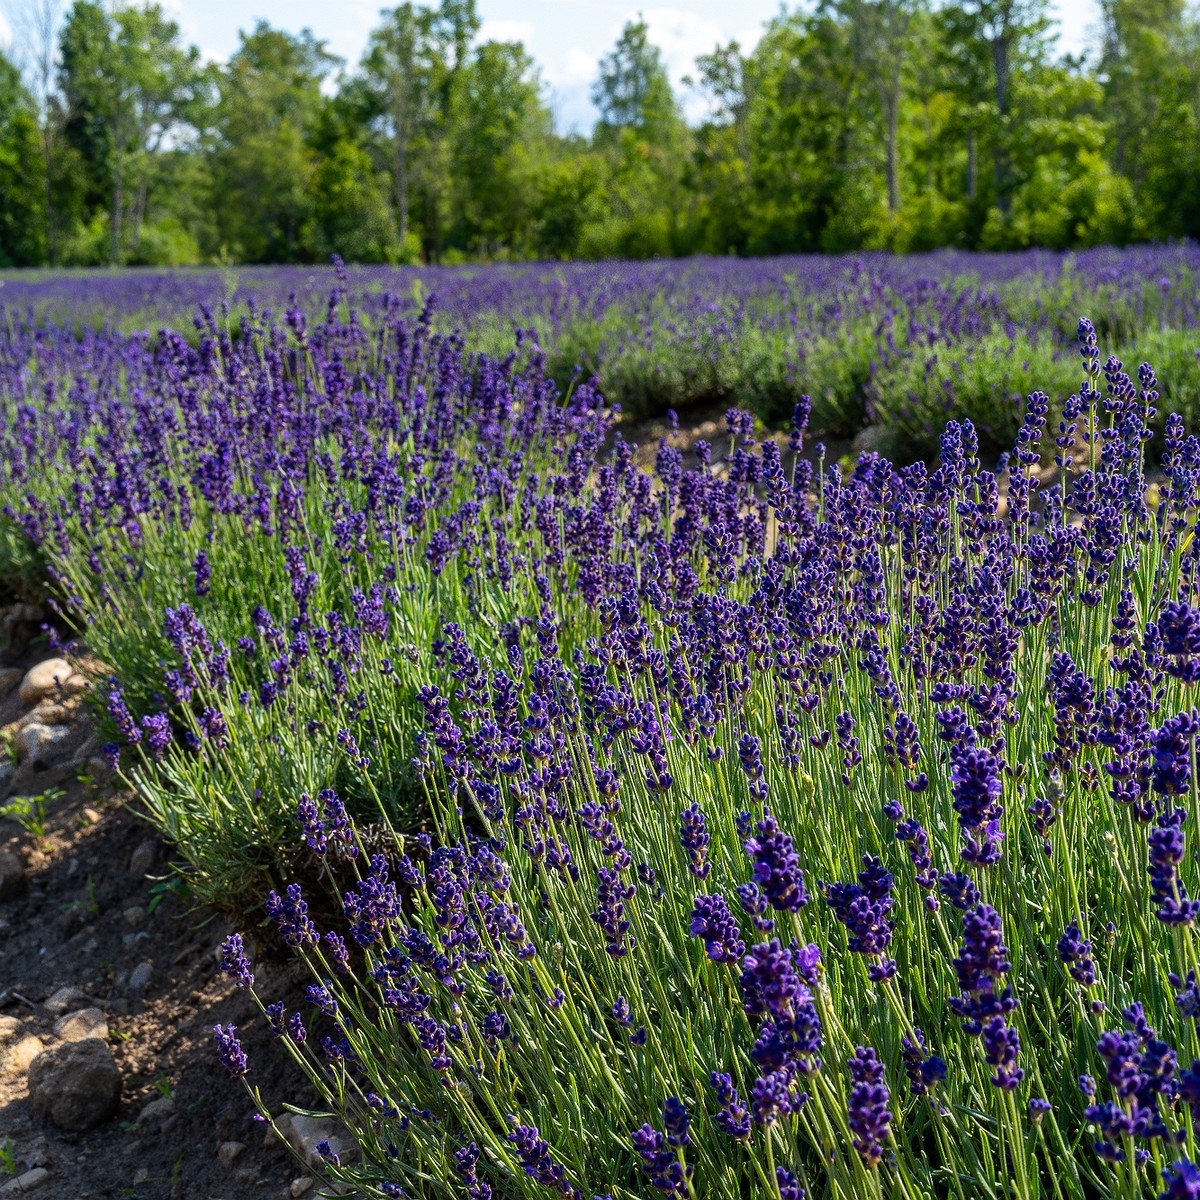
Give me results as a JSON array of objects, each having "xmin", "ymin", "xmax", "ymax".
[
  {"xmin": 286, "ymin": 1114, "xmax": 360, "ymax": 1168},
  {"xmin": 3, "ymin": 1034, "xmax": 42, "ymax": 1076},
  {"xmin": 137, "ymin": 1095, "xmax": 176, "ymax": 1125},
  {"xmin": 128, "ymin": 961, "xmax": 153, "ymax": 992},
  {"xmin": 290, "ymin": 1178, "xmax": 315, "ymax": 1198},
  {"xmin": 128, "ymin": 840, "xmax": 157, "ymax": 880},
  {"xmin": 15, "ymin": 722, "xmax": 71, "ymax": 765},
  {"xmin": 0, "ymin": 1014, "xmax": 20, "ymax": 1043},
  {"xmin": 131, "ymin": 1168, "xmax": 150, "ymax": 1186},
  {"xmin": 122, "ymin": 907, "xmax": 147, "ymax": 928},
  {"xmin": 0, "ymin": 1168, "xmax": 50, "ymax": 1195},
  {"xmin": 52, "ymin": 1007, "xmax": 108, "ymax": 1043},
  {"xmin": 28, "ymin": 1038, "xmax": 122, "ymax": 1130},
  {"xmin": 0, "ymin": 850, "xmax": 25, "ymax": 900},
  {"xmin": 44, "ymin": 986, "xmax": 88, "ymax": 1017},
  {"xmin": 19, "ymin": 658, "xmax": 86, "ymax": 706},
  {"xmin": 217, "ymin": 1141, "xmax": 246, "ymax": 1168},
  {"xmin": 80, "ymin": 807, "xmax": 102, "ymax": 825},
  {"xmin": 28, "ymin": 702, "xmax": 75, "ymax": 727}
]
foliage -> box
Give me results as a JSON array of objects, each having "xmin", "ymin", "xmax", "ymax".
[{"xmin": 6, "ymin": 1, "xmax": 1200, "ymax": 264}]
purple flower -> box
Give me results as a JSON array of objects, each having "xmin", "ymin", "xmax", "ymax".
[
  {"xmin": 982, "ymin": 1015, "xmax": 1024, "ymax": 1090},
  {"xmin": 744, "ymin": 810, "xmax": 809, "ymax": 913},
  {"xmin": 688, "ymin": 895, "xmax": 745, "ymax": 964},
  {"xmin": 1161, "ymin": 1160, "xmax": 1200, "ymax": 1200},
  {"xmin": 218, "ymin": 933, "xmax": 253, "ymax": 989},
  {"xmin": 265, "ymin": 883, "xmax": 317, "ymax": 946},
  {"xmin": 948, "ymin": 905, "xmax": 1016, "ymax": 1036},
  {"xmin": 140, "ymin": 713, "xmax": 173, "ymax": 761},
  {"xmin": 824, "ymin": 856, "xmax": 896, "ymax": 981},
  {"xmin": 508, "ymin": 1121, "xmax": 573, "ymax": 1194},
  {"xmin": 213, "ymin": 1024, "xmax": 248, "ymax": 1076},
  {"xmin": 709, "ymin": 1072, "xmax": 751, "ymax": 1141},
  {"xmin": 679, "ymin": 802, "xmax": 711, "ymax": 880},
  {"xmin": 1149, "ymin": 807, "xmax": 1200, "ymax": 926},
  {"xmin": 193, "ymin": 550, "xmax": 211, "ymax": 597},
  {"xmin": 1057, "ymin": 922, "xmax": 1096, "ymax": 987},
  {"xmin": 846, "ymin": 1046, "xmax": 891, "ymax": 1167}
]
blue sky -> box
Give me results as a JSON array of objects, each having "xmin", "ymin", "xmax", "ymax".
[{"xmin": 0, "ymin": 0, "xmax": 1102, "ymax": 134}]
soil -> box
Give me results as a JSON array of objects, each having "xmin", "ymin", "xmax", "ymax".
[{"xmin": 0, "ymin": 622, "xmax": 327, "ymax": 1200}]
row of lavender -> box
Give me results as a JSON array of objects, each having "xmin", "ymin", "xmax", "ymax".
[
  {"xmin": 7, "ymin": 246, "xmax": 1200, "ymax": 451},
  {"xmin": 3, "ymin": 282, "xmax": 1200, "ymax": 1197}
]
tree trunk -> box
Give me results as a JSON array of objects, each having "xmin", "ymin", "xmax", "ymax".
[
  {"xmin": 110, "ymin": 146, "xmax": 123, "ymax": 263},
  {"xmin": 991, "ymin": 31, "xmax": 1011, "ymax": 213},
  {"xmin": 967, "ymin": 129, "xmax": 977, "ymax": 202},
  {"xmin": 885, "ymin": 67, "xmax": 901, "ymax": 212}
]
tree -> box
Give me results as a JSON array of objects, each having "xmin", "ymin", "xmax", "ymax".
[
  {"xmin": 0, "ymin": 49, "xmax": 46, "ymax": 265},
  {"xmin": 210, "ymin": 23, "xmax": 336, "ymax": 262},
  {"xmin": 592, "ymin": 19, "xmax": 679, "ymax": 147},
  {"xmin": 358, "ymin": 0, "xmax": 479, "ymax": 260},
  {"xmin": 945, "ymin": 0, "xmax": 1054, "ymax": 214},
  {"xmin": 12, "ymin": 0, "xmax": 62, "ymax": 262},
  {"xmin": 449, "ymin": 39, "xmax": 547, "ymax": 254},
  {"xmin": 837, "ymin": 0, "xmax": 919, "ymax": 213},
  {"xmin": 58, "ymin": 1, "xmax": 210, "ymax": 262}
]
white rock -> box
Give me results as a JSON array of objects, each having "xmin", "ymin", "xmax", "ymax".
[
  {"xmin": 15, "ymin": 722, "xmax": 71, "ymax": 765},
  {"xmin": 218, "ymin": 1141, "xmax": 246, "ymax": 1168},
  {"xmin": 128, "ymin": 961, "xmax": 153, "ymax": 992},
  {"xmin": 52, "ymin": 1007, "xmax": 107, "ymax": 1043},
  {"xmin": 19, "ymin": 659, "xmax": 86, "ymax": 706},
  {"xmin": 44, "ymin": 986, "xmax": 88, "ymax": 1017},
  {"xmin": 291, "ymin": 1178, "xmax": 315, "ymax": 1198},
  {"xmin": 0, "ymin": 1168, "xmax": 50, "ymax": 1195},
  {"xmin": 137, "ymin": 1095, "xmax": 176, "ymax": 1125},
  {"xmin": 287, "ymin": 1114, "xmax": 360, "ymax": 1169},
  {"xmin": 3, "ymin": 1034, "xmax": 42, "ymax": 1076},
  {"xmin": 0, "ymin": 1014, "xmax": 20, "ymax": 1043},
  {"xmin": 131, "ymin": 1168, "xmax": 150, "ymax": 1186}
]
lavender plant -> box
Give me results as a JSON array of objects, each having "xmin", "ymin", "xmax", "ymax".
[
  {"xmin": 12, "ymin": 271, "xmax": 1200, "ymax": 1194},
  {"xmin": 181, "ymin": 321, "xmax": 1200, "ymax": 1198}
]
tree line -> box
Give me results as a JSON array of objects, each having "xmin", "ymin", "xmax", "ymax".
[{"xmin": 1, "ymin": 0, "xmax": 1199, "ymax": 267}]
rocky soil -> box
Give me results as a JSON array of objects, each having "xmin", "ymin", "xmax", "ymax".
[{"xmin": 0, "ymin": 611, "xmax": 336, "ymax": 1200}]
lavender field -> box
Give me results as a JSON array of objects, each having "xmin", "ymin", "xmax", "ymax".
[
  {"xmin": 8, "ymin": 245, "xmax": 1200, "ymax": 454},
  {"xmin": 5, "ymin": 253, "xmax": 1200, "ymax": 1198}
]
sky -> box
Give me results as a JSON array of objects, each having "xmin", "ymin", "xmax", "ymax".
[{"xmin": 0, "ymin": 0, "xmax": 1103, "ymax": 134}]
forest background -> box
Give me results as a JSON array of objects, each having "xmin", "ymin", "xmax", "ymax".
[{"xmin": 0, "ymin": 0, "xmax": 1197, "ymax": 268}]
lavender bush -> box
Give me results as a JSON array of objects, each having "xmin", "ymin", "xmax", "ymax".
[
  {"xmin": 8, "ymin": 265, "xmax": 1200, "ymax": 1193},
  {"xmin": 190, "ymin": 322, "xmax": 1200, "ymax": 1197}
]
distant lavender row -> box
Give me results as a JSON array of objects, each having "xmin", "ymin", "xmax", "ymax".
[
  {"xmin": 6, "ymin": 247, "xmax": 1200, "ymax": 449},
  {"xmin": 4, "ymin": 246, "xmax": 1200, "ymax": 334}
]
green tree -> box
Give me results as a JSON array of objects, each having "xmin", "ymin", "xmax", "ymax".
[
  {"xmin": 449, "ymin": 39, "xmax": 548, "ymax": 255},
  {"xmin": 210, "ymin": 23, "xmax": 336, "ymax": 262},
  {"xmin": 58, "ymin": 1, "xmax": 210, "ymax": 262},
  {"xmin": 0, "ymin": 50, "xmax": 46, "ymax": 265},
  {"xmin": 592, "ymin": 19, "xmax": 679, "ymax": 148},
  {"xmin": 358, "ymin": 0, "xmax": 479, "ymax": 261}
]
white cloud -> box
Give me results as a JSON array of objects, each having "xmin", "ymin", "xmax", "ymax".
[
  {"xmin": 544, "ymin": 45, "xmax": 598, "ymax": 88},
  {"xmin": 477, "ymin": 18, "xmax": 535, "ymax": 45},
  {"xmin": 641, "ymin": 7, "xmax": 725, "ymax": 86}
]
